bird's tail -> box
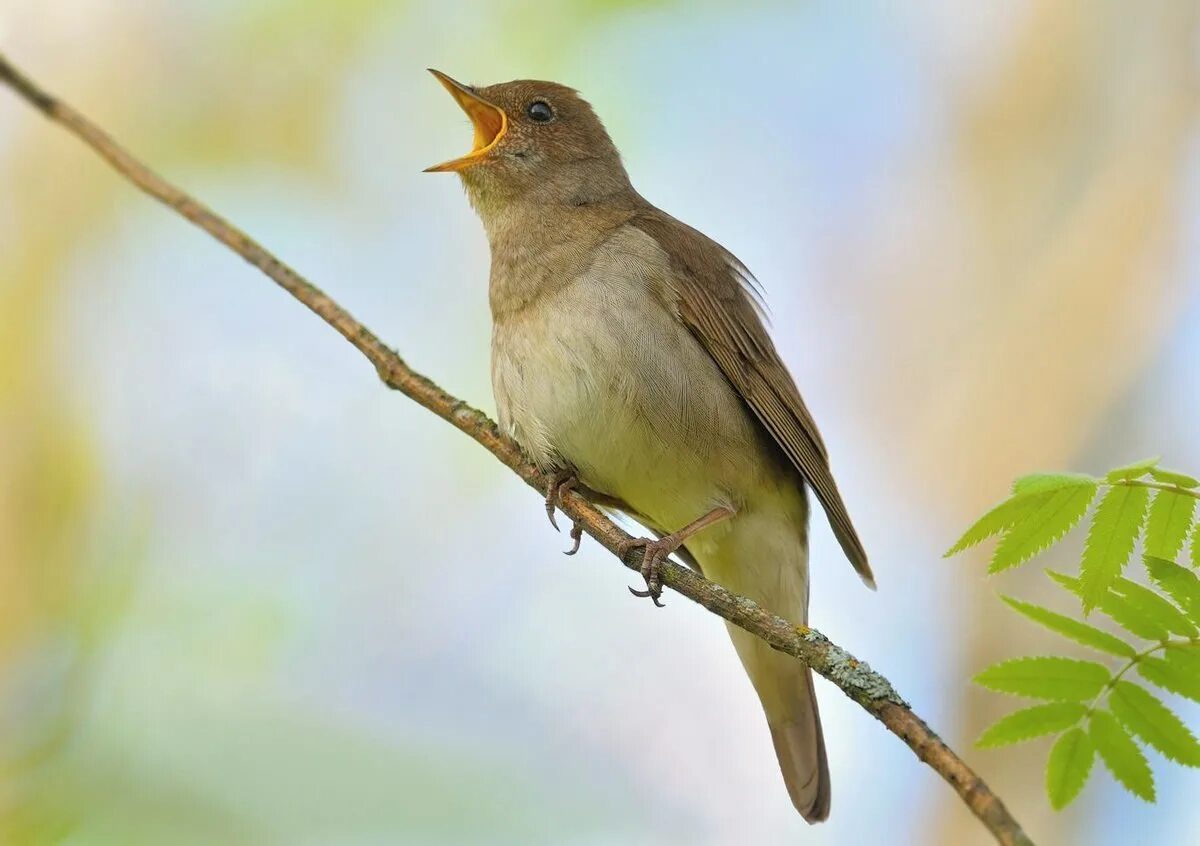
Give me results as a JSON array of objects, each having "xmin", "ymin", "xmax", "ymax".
[
  {"xmin": 699, "ymin": 509, "xmax": 830, "ymax": 822},
  {"xmin": 726, "ymin": 617, "xmax": 831, "ymax": 822}
]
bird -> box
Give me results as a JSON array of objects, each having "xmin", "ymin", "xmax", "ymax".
[{"xmin": 425, "ymin": 69, "xmax": 874, "ymax": 823}]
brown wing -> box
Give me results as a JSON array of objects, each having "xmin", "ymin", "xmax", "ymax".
[{"xmin": 631, "ymin": 210, "xmax": 875, "ymax": 588}]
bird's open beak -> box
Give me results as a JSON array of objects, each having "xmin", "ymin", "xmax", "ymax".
[{"xmin": 424, "ymin": 69, "xmax": 508, "ymax": 173}]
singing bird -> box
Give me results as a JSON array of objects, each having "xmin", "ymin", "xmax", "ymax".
[{"xmin": 426, "ymin": 70, "xmax": 874, "ymax": 822}]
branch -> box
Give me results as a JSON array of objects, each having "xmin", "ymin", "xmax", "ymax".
[{"xmin": 0, "ymin": 53, "xmax": 1033, "ymax": 846}]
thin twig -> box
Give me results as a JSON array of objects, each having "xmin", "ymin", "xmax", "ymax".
[{"xmin": 0, "ymin": 52, "xmax": 1034, "ymax": 846}]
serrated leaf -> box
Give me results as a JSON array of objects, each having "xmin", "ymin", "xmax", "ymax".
[
  {"xmin": 1138, "ymin": 654, "xmax": 1200, "ymax": 703},
  {"xmin": 945, "ymin": 489, "xmax": 1056, "ymax": 557},
  {"xmin": 1193, "ymin": 525, "xmax": 1200, "ymax": 569},
  {"xmin": 1109, "ymin": 681, "xmax": 1200, "ymax": 766},
  {"xmin": 1013, "ymin": 472, "xmax": 1099, "ymax": 494},
  {"xmin": 1098, "ymin": 594, "xmax": 1171, "ymax": 642},
  {"xmin": 1001, "ymin": 596, "xmax": 1135, "ymax": 657},
  {"xmin": 1047, "ymin": 727, "xmax": 1095, "ymax": 809},
  {"xmin": 1149, "ymin": 467, "xmax": 1200, "ymax": 488},
  {"xmin": 1112, "ymin": 578, "xmax": 1197, "ymax": 638},
  {"xmin": 1106, "ymin": 458, "xmax": 1161, "ymax": 482},
  {"xmin": 1048, "ymin": 570, "xmax": 1083, "ymax": 594},
  {"xmin": 978, "ymin": 703, "xmax": 1088, "ymax": 748},
  {"xmin": 1164, "ymin": 642, "xmax": 1200, "ymax": 673},
  {"xmin": 990, "ymin": 484, "xmax": 1098, "ymax": 573},
  {"xmin": 1050, "ymin": 571, "xmax": 1170, "ymax": 641},
  {"xmin": 1080, "ymin": 485, "xmax": 1151, "ymax": 611},
  {"xmin": 975, "ymin": 657, "xmax": 1110, "ymax": 701},
  {"xmin": 1145, "ymin": 556, "xmax": 1200, "ymax": 623},
  {"xmin": 1144, "ymin": 491, "xmax": 1197, "ymax": 560},
  {"xmin": 1089, "ymin": 709, "xmax": 1155, "ymax": 801}
]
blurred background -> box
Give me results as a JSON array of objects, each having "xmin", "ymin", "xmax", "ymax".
[{"xmin": 1, "ymin": 1, "xmax": 1198, "ymax": 844}]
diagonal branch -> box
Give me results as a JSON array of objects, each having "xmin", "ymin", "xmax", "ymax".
[{"xmin": 0, "ymin": 52, "xmax": 1033, "ymax": 846}]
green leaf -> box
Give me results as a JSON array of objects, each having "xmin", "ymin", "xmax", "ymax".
[
  {"xmin": 1079, "ymin": 485, "xmax": 1151, "ymax": 611},
  {"xmin": 1112, "ymin": 578, "xmax": 1197, "ymax": 637},
  {"xmin": 1088, "ymin": 709, "xmax": 1155, "ymax": 802},
  {"xmin": 1048, "ymin": 570, "xmax": 1083, "ymax": 594},
  {"xmin": 1046, "ymin": 727, "xmax": 1095, "ymax": 809},
  {"xmin": 990, "ymin": 484, "xmax": 1098, "ymax": 573},
  {"xmin": 1138, "ymin": 653, "xmax": 1200, "ymax": 703},
  {"xmin": 1050, "ymin": 571, "xmax": 1170, "ymax": 641},
  {"xmin": 1109, "ymin": 681, "xmax": 1200, "ymax": 766},
  {"xmin": 1013, "ymin": 472, "xmax": 1099, "ymax": 494},
  {"xmin": 1164, "ymin": 642, "xmax": 1200, "ymax": 674},
  {"xmin": 1106, "ymin": 458, "xmax": 1161, "ymax": 482},
  {"xmin": 1144, "ymin": 556, "xmax": 1200, "ymax": 622},
  {"xmin": 975, "ymin": 657, "xmax": 1110, "ymax": 701},
  {"xmin": 945, "ymin": 489, "xmax": 1055, "ymax": 557},
  {"xmin": 1098, "ymin": 594, "xmax": 1171, "ymax": 642},
  {"xmin": 1001, "ymin": 596, "xmax": 1136, "ymax": 657},
  {"xmin": 978, "ymin": 703, "xmax": 1088, "ymax": 748},
  {"xmin": 1143, "ymin": 491, "xmax": 1197, "ymax": 560},
  {"xmin": 1148, "ymin": 467, "xmax": 1200, "ymax": 488},
  {"xmin": 1193, "ymin": 524, "xmax": 1200, "ymax": 569}
]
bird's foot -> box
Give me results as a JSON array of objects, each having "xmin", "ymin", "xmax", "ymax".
[
  {"xmin": 616, "ymin": 506, "xmax": 737, "ymax": 608},
  {"xmin": 545, "ymin": 469, "xmax": 585, "ymax": 554},
  {"xmin": 617, "ymin": 534, "xmax": 682, "ymax": 608}
]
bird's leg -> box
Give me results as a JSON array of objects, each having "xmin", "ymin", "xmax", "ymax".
[
  {"xmin": 544, "ymin": 469, "xmax": 578, "ymax": 532},
  {"xmin": 618, "ymin": 506, "xmax": 735, "ymax": 607}
]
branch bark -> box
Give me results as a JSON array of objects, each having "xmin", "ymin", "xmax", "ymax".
[{"xmin": 0, "ymin": 53, "xmax": 1033, "ymax": 846}]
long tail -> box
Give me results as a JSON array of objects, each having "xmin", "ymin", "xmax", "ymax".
[{"xmin": 698, "ymin": 507, "xmax": 830, "ymax": 822}]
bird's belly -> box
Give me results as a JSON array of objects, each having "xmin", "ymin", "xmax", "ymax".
[{"xmin": 492, "ymin": 279, "xmax": 772, "ymax": 532}]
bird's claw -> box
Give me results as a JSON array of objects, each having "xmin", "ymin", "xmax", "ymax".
[
  {"xmin": 618, "ymin": 535, "xmax": 680, "ymax": 608},
  {"xmin": 564, "ymin": 522, "xmax": 583, "ymax": 556},
  {"xmin": 544, "ymin": 470, "xmax": 577, "ymax": 532},
  {"xmin": 545, "ymin": 470, "xmax": 585, "ymax": 554}
]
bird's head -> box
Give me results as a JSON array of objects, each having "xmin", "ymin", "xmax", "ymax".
[{"xmin": 424, "ymin": 70, "xmax": 631, "ymax": 212}]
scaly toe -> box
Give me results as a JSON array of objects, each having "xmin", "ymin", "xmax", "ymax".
[
  {"xmin": 564, "ymin": 522, "xmax": 583, "ymax": 555},
  {"xmin": 543, "ymin": 471, "xmax": 578, "ymax": 533},
  {"xmin": 624, "ymin": 539, "xmax": 672, "ymax": 607},
  {"xmin": 617, "ymin": 537, "xmax": 648, "ymax": 560}
]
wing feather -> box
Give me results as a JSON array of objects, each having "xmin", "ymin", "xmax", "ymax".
[{"xmin": 630, "ymin": 211, "xmax": 875, "ymax": 587}]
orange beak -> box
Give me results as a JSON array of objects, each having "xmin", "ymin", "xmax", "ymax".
[{"xmin": 424, "ymin": 69, "xmax": 508, "ymax": 173}]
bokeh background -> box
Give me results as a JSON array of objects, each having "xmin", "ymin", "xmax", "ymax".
[{"xmin": 2, "ymin": 2, "xmax": 1199, "ymax": 844}]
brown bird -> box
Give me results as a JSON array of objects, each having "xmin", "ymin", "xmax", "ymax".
[{"xmin": 426, "ymin": 69, "xmax": 874, "ymax": 822}]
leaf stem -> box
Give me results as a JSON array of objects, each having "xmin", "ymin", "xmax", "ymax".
[
  {"xmin": 1083, "ymin": 635, "xmax": 1199, "ymax": 719},
  {"xmin": 1109, "ymin": 478, "xmax": 1200, "ymax": 500}
]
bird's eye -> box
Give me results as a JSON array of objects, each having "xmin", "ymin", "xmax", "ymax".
[{"xmin": 526, "ymin": 101, "xmax": 554, "ymax": 123}]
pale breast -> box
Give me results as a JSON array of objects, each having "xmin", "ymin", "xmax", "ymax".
[{"xmin": 490, "ymin": 226, "xmax": 776, "ymax": 530}]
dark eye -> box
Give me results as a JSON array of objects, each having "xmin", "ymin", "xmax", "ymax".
[{"xmin": 526, "ymin": 100, "xmax": 554, "ymax": 123}]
